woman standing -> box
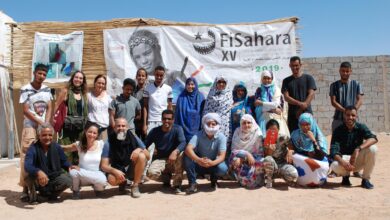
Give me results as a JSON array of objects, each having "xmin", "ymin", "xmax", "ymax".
[
  {"xmin": 62, "ymin": 123, "xmax": 107, "ymax": 199},
  {"xmin": 289, "ymin": 113, "xmax": 329, "ymax": 187},
  {"xmin": 54, "ymin": 71, "xmax": 88, "ymax": 164},
  {"xmin": 87, "ymin": 75, "xmax": 112, "ymax": 140},
  {"xmin": 202, "ymin": 76, "xmax": 233, "ymax": 148},
  {"xmin": 174, "ymin": 77, "xmax": 205, "ymax": 142},
  {"xmin": 254, "ymin": 70, "xmax": 289, "ymax": 137},
  {"xmin": 229, "ymin": 114, "xmax": 264, "ymax": 188},
  {"xmin": 231, "ymin": 83, "xmax": 253, "ymax": 137}
]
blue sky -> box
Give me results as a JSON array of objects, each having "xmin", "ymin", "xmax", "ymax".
[{"xmin": 1, "ymin": 0, "xmax": 389, "ymax": 58}]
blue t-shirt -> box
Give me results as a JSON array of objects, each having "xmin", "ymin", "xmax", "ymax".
[
  {"xmin": 145, "ymin": 124, "xmax": 186, "ymax": 159},
  {"xmin": 189, "ymin": 131, "xmax": 227, "ymax": 160}
]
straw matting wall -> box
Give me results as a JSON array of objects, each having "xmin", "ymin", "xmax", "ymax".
[{"xmin": 11, "ymin": 17, "xmax": 299, "ymax": 89}]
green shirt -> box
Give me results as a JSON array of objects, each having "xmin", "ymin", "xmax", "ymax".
[{"xmin": 330, "ymin": 122, "xmax": 377, "ymax": 159}]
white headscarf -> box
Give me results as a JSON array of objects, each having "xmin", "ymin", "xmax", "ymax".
[
  {"xmin": 231, "ymin": 114, "xmax": 262, "ymax": 151},
  {"xmin": 202, "ymin": 113, "xmax": 221, "ymax": 136}
]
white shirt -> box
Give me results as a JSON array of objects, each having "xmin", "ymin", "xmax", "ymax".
[
  {"xmin": 76, "ymin": 140, "xmax": 104, "ymax": 171},
  {"xmin": 87, "ymin": 92, "xmax": 112, "ymax": 128},
  {"xmin": 19, "ymin": 83, "xmax": 53, "ymax": 128},
  {"xmin": 143, "ymin": 83, "xmax": 172, "ymax": 122}
]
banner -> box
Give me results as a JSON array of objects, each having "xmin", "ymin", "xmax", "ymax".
[
  {"xmin": 32, "ymin": 31, "xmax": 84, "ymax": 83},
  {"xmin": 104, "ymin": 22, "xmax": 296, "ymax": 102}
]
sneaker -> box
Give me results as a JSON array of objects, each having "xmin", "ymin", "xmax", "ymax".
[
  {"xmin": 186, "ymin": 183, "xmax": 198, "ymax": 194},
  {"xmin": 341, "ymin": 176, "xmax": 352, "ymax": 186},
  {"xmin": 210, "ymin": 178, "xmax": 218, "ymax": 189},
  {"xmin": 20, "ymin": 191, "xmax": 29, "ymax": 202},
  {"xmin": 353, "ymin": 172, "xmax": 363, "ymax": 178},
  {"xmin": 131, "ymin": 185, "xmax": 141, "ymax": 198},
  {"xmin": 173, "ymin": 186, "xmax": 182, "ymax": 194},
  {"xmin": 361, "ymin": 179, "xmax": 374, "ymax": 189},
  {"xmin": 72, "ymin": 191, "xmax": 81, "ymax": 200}
]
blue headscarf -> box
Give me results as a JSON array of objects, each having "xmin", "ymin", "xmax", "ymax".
[
  {"xmin": 231, "ymin": 83, "xmax": 252, "ymax": 135},
  {"xmin": 174, "ymin": 77, "xmax": 205, "ymax": 142},
  {"xmin": 255, "ymin": 70, "xmax": 276, "ymax": 135},
  {"xmin": 290, "ymin": 113, "xmax": 328, "ymax": 154}
]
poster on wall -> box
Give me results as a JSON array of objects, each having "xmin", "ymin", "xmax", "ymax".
[
  {"xmin": 103, "ymin": 22, "xmax": 296, "ymax": 102},
  {"xmin": 32, "ymin": 31, "xmax": 84, "ymax": 83}
]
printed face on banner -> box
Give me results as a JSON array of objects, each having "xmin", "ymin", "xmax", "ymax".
[
  {"xmin": 104, "ymin": 22, "xmax": 296, "ymax": 103},
  {"xmin": 32, "ymin": 31, "xmax": 84, "ymax": 83}
]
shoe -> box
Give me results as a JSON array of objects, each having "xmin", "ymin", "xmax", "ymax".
[
  {"xmin": 20, "ymin": 191, "xmax": 29, "ymax": 202},
  {"xmin": 210, "ymin": 178, "xmax": 218, "ymax": 189},
  {"xmin": 163, "ymin": 181, "xmax": 171, "ymax": 188},
  {"xmin": 186, "ymin": 183, "xmax": 198, "ymax": 194},
  {"xmin": 361, "ymin": 179, "xmax": 374, "ymax": 189},
  {"xmin": 173, "ymin": 186, "xmax": 182, "ymax": 194},
  {"xmin": 72, "ymin": 191, "xmax": 81, "ymax": 200},
  {"xmin": 341, "ymin": 176, "xmax": 352, "ymax": 186},
  {"xmin": 131, "ymin": 185, "xmax": 141, "ymax": 198},
  {"xmin": 353, "ymin": 172, "xmax": 363, "ymax": 178}
]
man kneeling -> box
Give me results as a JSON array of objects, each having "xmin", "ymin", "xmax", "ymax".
[
  {"xmin": 184, "ymin": 113, "xmax": 228, "ymax": 194},
  {"xmin": 330, "ymin": 106, "xmax": 378, "ymax": 189},
  {"xmin": 145, "ymin": 110, "xmax": 186, "ymax": 193},
  {"xmin": 24, "ymin": 123, "xmax": 72, "ymax": 203},
  {"xmin": 101, "ymin": 118, "xmax": 150, "ymax": 198}
]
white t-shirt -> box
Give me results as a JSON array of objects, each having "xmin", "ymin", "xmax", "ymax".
[
  {"xmin": 19, "ymin": 83, "xmax": 53, "ymax": 128},
  {"xmin": 87, "ymin": 92, "xmax": 112, "ymax": 128},
  {"xmin": 143, "ymin": 83, "xmax": 172, "ymax": 122},
  {"xmin": 76, "ymin": 140, "xmax": 104, "ymax": 171}
]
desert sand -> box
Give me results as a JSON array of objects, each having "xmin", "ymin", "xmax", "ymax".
[{"xmin": 1, "ymin": 134, "xmax": 389, "ymax": 220}]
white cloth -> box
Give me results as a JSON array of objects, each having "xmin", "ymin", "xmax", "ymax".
[
  {"xmin": 76, "ymin": 140, "xmax": 104, "ymax": 171},
  {"xmin": 292, "ymin": 153, "xmax": 329, "ymax": 187},
  {"xmin": 143, "ymin": 83, "xmax": 172, "ymax": 122},
  {"xmin": 19, "ymin": 84, "xmax": 52, "ymax": 128},
  {"xmin": 87, "ymin": 92, "xmax": 112, "ymax": 128},
  {"xmin": 231, "ymin": 114, "xmax": 262, "ymax": 152}
]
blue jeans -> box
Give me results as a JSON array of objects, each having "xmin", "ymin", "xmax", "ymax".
[{"xmin": 184, "ymin": 155, "xmax": 228, "ymax": 184}]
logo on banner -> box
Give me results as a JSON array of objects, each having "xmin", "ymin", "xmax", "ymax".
[{"xmin": 193, "ymin": 30, "xmax": 216, "ymax": 55}]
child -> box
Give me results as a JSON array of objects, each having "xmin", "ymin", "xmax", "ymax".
[{"xmin": 263, "ymin": 119, "xmax": 298, "ymax": 188}]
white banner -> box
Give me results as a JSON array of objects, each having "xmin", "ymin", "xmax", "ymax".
[
  {"xmin": 104, "ymin": 22, "xmax": 296, "ymax": 102},
  {"xmin": 32, "ymin": 31, "xmax": 84, "ymax": 83}
]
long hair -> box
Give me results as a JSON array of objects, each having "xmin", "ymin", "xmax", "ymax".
[
  {"xmin": 68, "ymin": 70, "xmax": 88, "ymax": 95},
  {"xmin": 80, "ymin": 122, "xmax": 100, "ymax": 153}
]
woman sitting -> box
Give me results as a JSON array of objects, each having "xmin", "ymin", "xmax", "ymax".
[
  {"xmin": 254, "ymin": 70, "xmax": 289, "ymax": 138},
  {"xmin": 289, "ymin": 113, "xmax": 329, "ymax": 187},
  {"xmin": 62, "ymin": 122, "xmax": 107, "ymax": 199},
  {"xmin": 229, "ymin": 114, "xmax": 264, "ymax": 188}
]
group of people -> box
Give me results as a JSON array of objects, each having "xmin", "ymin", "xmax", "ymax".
[{"xmin": 19, "ymin": 55, "xmax": 378, "ymax": 203}]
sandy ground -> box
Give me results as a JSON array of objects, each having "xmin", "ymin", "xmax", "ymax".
[{"xmin": 1, "ymin": 134, "xmax": 390, "ymax": 220}]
